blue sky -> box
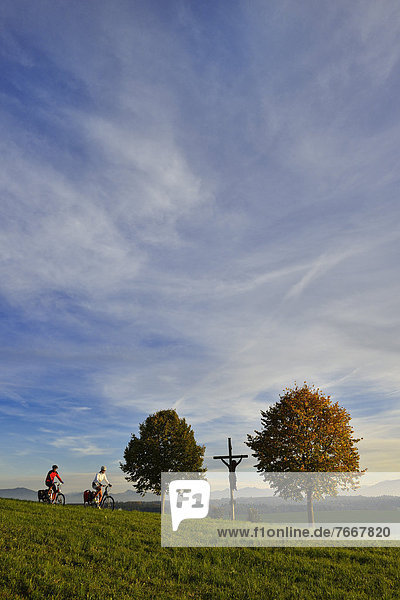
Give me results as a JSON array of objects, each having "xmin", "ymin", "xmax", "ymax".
[{"xmin": 1, "ymin": 1, "xmax": 400, "ymax": 492}]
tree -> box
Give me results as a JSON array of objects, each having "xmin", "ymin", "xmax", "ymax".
[
  {"xmin": 120, "ymin": 409, "xmax": 206, "ymax": 513},
  {"xmin": 246, "ymin": 383, "xmax": 365, "ymax": 525}
]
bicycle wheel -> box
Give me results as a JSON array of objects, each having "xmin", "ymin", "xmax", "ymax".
[
  {"xmin": 102, "ymin": 496, "xmax": 114, "ymax": 511},
  {"xmin": 56, "ymin": 493, "xmax": 65, "ymax": 505}
]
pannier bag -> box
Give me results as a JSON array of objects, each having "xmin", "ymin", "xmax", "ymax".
[
  {"xmin": 38, "ymin": 489, "xmax": 48, "ymax": 501},
  {"xmin": 83, "ymin": 489, "xmax": 93, "ymax": 503}
]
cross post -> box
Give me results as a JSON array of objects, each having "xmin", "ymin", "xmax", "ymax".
[{"xmin": 213, "ymin": 437, "xmax": 248, "ymax": 520}]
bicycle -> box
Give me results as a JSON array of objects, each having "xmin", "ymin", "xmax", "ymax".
[
  {"xmin": 38, "ymin": 483, "xmax": 65, "ymax": 505},
  {"xmin": 84, "ymin": 485, "xmax": 114, "ymax": 510}
]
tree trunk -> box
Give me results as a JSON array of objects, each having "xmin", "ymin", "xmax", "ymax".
[
  {"xmin": 161, "ymin": 488, "xmax": 166, "ymax": 515},
  {"xmin": 229, "ymin": 475, "xmax": 235, "ymax": 520},
  {"xmin": 307, "ymin": 489, "xmax": 314, "ymax": 526}
]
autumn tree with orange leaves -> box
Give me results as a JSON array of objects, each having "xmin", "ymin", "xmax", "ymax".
[{"xmin": 246, "ymin": 383, "xmax": 365, "ymax": 524}]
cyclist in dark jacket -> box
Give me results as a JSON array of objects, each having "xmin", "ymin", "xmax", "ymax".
[{"xmin": 45, "ymin": 465, "xmax": 64, "ymax": 501}]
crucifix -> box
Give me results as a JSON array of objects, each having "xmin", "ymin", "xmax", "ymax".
[{"xmin": 213, "ymin": 437, "xmax": 248, "ymax": 520}]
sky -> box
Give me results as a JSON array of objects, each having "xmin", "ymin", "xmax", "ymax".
[{"xmin": 1, "ymin": 1, "xmax": 400, "ymax": 493}]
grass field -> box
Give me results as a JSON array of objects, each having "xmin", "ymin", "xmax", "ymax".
[{"xmin": 1, "ymin": 498, "xmax": 400, "ymax": 599}]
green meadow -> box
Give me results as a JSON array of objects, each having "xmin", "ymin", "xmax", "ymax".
[{"xmin": 1, "ymin": 498, "xmax": 400, "ymax": 599}]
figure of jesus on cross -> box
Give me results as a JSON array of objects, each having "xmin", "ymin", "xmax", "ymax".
[
  {"xmin": 221, "ymin": 457, "xmax": 242, "ymax": 491},
  {"xmin": 213, "ymin": 438, "xmax": 248, "ymax": 520}
]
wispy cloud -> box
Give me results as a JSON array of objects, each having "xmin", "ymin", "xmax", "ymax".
[{"xmin": 0, "ymin": 1, "xmax": 399, "ymax": 484}]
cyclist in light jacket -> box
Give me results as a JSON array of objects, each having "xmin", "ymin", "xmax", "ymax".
[{"xmin": 92, "ymin": 466, "xmax": 112, "ymax": 504}]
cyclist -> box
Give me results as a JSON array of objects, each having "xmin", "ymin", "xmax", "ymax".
[
  {"xmin": 45, "ymin": 465, "xmax": 64, "ymax": 502},
  {"xmin": 92, "ymin": 466, "xmax": 112, "ymax": 505}
]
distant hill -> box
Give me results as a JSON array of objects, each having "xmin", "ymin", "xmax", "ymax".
[
  {"xmin": 110, "ymin": 489, "xmax": 157, "ymax": 502},
  {"xmin": 211, "ymin": 480, "xmax": 400, "ymax": 500},
  {"xmin": 4, "ymin": 480, "xmax": 399, "ymax": 505},
  {"xmin": 358, "ymin": 479, "xmax": 400, "ymax": 497},
  {"xmin": 0, "ymin": 488, "xmax": 37, "ymax": 501},
  {"xmin": 211, "ymin": 486, "xmax": 274, "ymax": 499}
]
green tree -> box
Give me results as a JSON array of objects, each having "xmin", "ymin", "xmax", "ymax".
[
  {"xmin": 246, "ymin": 383, "xmax": 365, "ymax": 525},
  {"xmin": 120, "ymin": 409, "xmax": 206, "ymax": 513}
]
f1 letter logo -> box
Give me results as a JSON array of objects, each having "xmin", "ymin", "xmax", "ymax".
[{"xmin": 169, "ymin": 480, "xmax": 210, "ymax": 531}]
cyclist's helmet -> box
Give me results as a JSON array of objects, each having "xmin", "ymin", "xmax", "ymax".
[
  {"xmin": 52, "ymin": 465, "xmax": 58, "ymax": 470},
  {"xmin": 101, "ymin": 466, "xmax": 106, "ymax": 471}
]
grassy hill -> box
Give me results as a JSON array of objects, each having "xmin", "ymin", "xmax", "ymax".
[{"xmin": 1, "ymin": 498, "xmax": 400, "ymax": 599}]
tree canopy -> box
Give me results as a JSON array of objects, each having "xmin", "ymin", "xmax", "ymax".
[
  {"xmin": 120, "ymin": 409, "xmax": 206, "ymax": 511},
  {"xmin": 246, "ymin": 383, "xmax": 364, "ymax": 523}
]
